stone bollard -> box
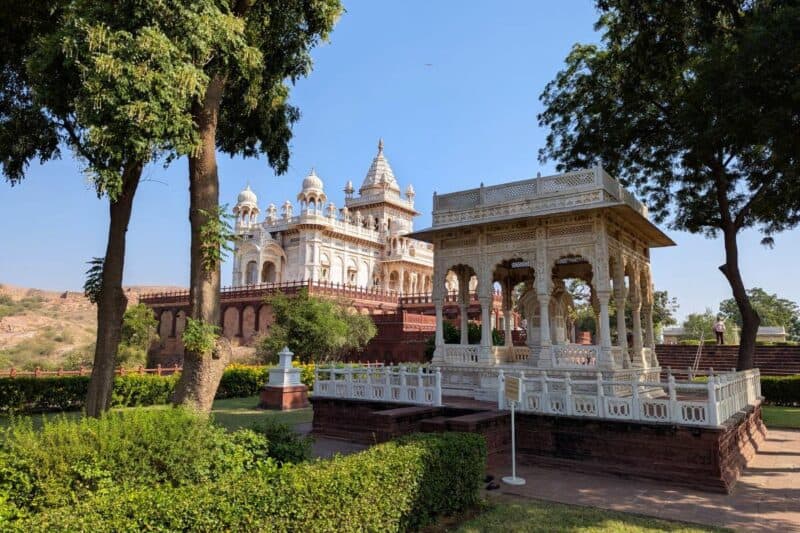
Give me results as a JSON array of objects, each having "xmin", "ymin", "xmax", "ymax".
[{"xmin": 259, "ymin": 346, "xmax": 310, "ymax": 411}]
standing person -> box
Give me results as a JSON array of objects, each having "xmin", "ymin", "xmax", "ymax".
[{"xmin": 714, "ymin": 317, "xmax": 726, "ymax": 345}]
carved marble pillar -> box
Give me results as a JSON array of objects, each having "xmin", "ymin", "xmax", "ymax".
[
  {"xmin": 597, "ymin": 291, "xmax": 611, "ymax": 353},
  {"xmin": 503, "ymin": 280, "xmax": 513, "ymax": 347},
  {"xmin": 613, "ymin": 260, "xmax": 628, "ymax": 349},
  {"xmin": 459, "ymin": 270, "xmax": 470, "ymax": 345},
  {"xmin": 479, "ymin": 297, "xmax": 492, "ymax": 361},
  {"xmin": 432, "ymin": 271, "xmax": 445, "ymax": 363}
]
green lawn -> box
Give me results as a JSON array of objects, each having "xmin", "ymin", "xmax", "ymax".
[
  {"xmin": 762, "ymin": 405, "xmax": 800, "ymax": 429},
  {"xmin": 455, "ymin": 500, "xmax": 727, "ymax": 533},
  {"xmin": 0, "ymin": 396, "xmax": 313, "ymax": 432}
]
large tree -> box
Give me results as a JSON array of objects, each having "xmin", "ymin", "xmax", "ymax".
[
  {"xmin": 172, "ymin": 0, "xmax": 341, "ymax": 411},
  {"xmin": 720, "ymin": 287, "xmax": 800, "ymax": 340},
  {"xmin": 538, "ymin": 0, "xmax": 800, "ymax": 369},
  {"xmin": 1, "ymin": 1, "xmax": 228, "ymax": 415}
]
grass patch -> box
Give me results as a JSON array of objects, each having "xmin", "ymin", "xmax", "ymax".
[
  {"xmin": 762, "ymin": 405, "xmax": 800, "ymax": 429},
  {"xmin": 0, "ymin": 395, "xmax": 311, "ymax": 433},
  {"xmin": 454, "ymin": 499, "xmax": 727, "ymax": 532},
  {"xmin": 0, "ymin": 294, "xmax": 45, "ymax": 319}
]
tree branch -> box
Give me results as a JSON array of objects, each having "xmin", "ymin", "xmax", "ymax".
[
  {"xmin": 734, "ymin": 182, "xmax": 768, "ymax": 229},
  {"xmin": 60, "ymin": 118, "xmax": 100, "ymax": 169}
]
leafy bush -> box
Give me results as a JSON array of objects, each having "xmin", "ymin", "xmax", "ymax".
[
  {"xmin": 0, "ymin": 408, "xmax": 274, "ymax": 519},
  {"xmin": 0, "ymin": 365, "xmax": 316, "ymax": 414},
  {"xmin": 253, "ymin": 418, "xmax": 313, "ymax": 465},
  {"xmin": 215, "ymin": 365, "xmax": 270, "ymax": 399},
  {"xmin": 761, "ymin": 375, "xmax": 800, "ymax": 406},
  {"xmin": 181, "ymin": 318, "xmax": 219, "ymax": 355},
  {"xmin": 15, "ymin": 432, "xmax": 486, "ymax": 532}
]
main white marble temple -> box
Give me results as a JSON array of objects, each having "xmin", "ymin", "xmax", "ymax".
[
  {"xmin": 231, "ymin": 140, "xmax": 433, "ymax": 293},
  {"xmin": 410, "ymin": 166, "xmax": 676, "ymax": 397}
]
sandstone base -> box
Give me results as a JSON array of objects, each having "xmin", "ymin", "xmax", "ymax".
[
  {"xmin": 310, "ymin": 397, "xmax": 766, "ymax": 493},
  {"xmin": 259, "ymin": 385, "xmax": 309, "ymax": 410}
]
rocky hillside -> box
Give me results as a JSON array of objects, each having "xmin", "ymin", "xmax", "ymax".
[{"xmin": 0, "ymin": 284, "xmax": 182, "ymax": 371}]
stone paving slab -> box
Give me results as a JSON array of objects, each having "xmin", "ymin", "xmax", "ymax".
[{"xmin": 486, "ymin": 429, "xmax": 800, "ymax": 532}]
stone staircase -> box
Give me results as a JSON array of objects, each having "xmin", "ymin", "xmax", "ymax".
[{"xmin": 656, "ymin": 344, "xmax": 800, "ymax": 376}]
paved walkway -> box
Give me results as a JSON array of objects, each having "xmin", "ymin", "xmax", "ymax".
[{"xmin": 486, "ymin": 429, "xmax": 800, "ymax": 532}]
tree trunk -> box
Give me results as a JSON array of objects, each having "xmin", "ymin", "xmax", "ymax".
[
  {"xmin": 86, "ymin": 161, "xmax": 144, "ymax": 417},
  {"xmin": 718, "ymin": 223, "xmax": 760, "ymax": 370},
  {"xmin": 172, "ymin": 75, "xmax": 230, "ymax": 412}
]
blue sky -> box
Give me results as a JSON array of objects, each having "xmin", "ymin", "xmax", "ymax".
[{"xmin": 0, "ymin": 1, "xmax": 798, "ymax": 322}]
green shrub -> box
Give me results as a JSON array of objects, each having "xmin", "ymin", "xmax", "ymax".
[
  {"xmin": 0, "ymin": 364, "xmax": 317, "ymax": 414},
  {"xmin": 761, "ymin": 375, "xmax": 800, "ymax": 406},
  {"xmin": 110, "ymin": 374, "xmax": 179, "ymax": 406},
  {"xmin": 0, "ymin": 408, "xmax": 275, "ymax": 519},
  {"xmin": 14, "ymin": 432, "xmax": 486, "ymax": 532},
  {"xmin": 215, "ymin": 365, "xmax": 270, "ymax": 399},
  {"xmin": 253, "ymin": 418, "xmax": 313, "ymax": 465}
]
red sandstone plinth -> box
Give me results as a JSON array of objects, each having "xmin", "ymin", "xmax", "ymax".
[{"xmin": 259, "ymin": 384, "xmax": 309, "ymax": 410}]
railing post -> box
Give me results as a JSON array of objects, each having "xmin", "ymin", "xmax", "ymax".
[
  {"xmin": 541, "ymin": 371, "xmax": 549, "ymax": 414},
  {"xmin": 138, "ymin": 365, "xmax": 144, "ymax": 375},
  {"xmin": 346, "ymin": 369, "xmax": 353, "ymax": 398},
  {"xmin": 34, "ymin": 367, "xmax": 41, "ymax": 378},
  {"xmin": 497, "ymin": 369, "xmax": 505, "ymax": 409},
  {"xmin": 565, "ymin": 372, "xmax": 573, "ymax": 416},
  {"xmin": 157, "ymin": 364, "xmax": 162, "ymax": 376},
  {"xmin": 631, "ymin": 374, "xmax": 640, "ymax": 421},
  {"xmin": 707, "ymin": 375, "xmax": 719, "ymax": 426},
  {"xmin": 434, "ymin": 368, "xmax": 442, "ymax": 406},
  {"xmin": 9, "ymin": 367, "xmax": 15, "ymax": 378},
  {"xmin": 668, "ymin": 374, "xmax": 677, "ymax": 423},
  {"xmin": 400, "ymin": 365, "xmax": 407, "ymax": 402},
  {"xmin": 417, "ymin": 367, "xmax": 425, "ymax": 404},
  {"xmin": 519, "ymin": 371, "xmax": 526, "ymax": 409}
]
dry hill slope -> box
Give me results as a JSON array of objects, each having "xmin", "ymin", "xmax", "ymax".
[{"xmin": 0, "ymin": 284, "xmax": 182, "ymax": 370}]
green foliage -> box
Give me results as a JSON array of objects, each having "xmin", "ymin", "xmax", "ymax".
[
  {"xmin": 181, "ymin": 318, "xmax": 218, "ymax": 356},
  {"xmin": 442, "ymin": 321, "xmax": 460, "ymax": 344},
  {"xmin": 720, "ymin": 288, "xmax": 800, "ymax": 341},
  {"xmin": 761, "ymin": 375, "xmax": 800, "ymax": 407},
  {"xmin": 0, "ymin": 365, "xmax": 315, "ymax": 414},
  {"xmin": 252, "ymin": 419, "xmax": 313, "ymax": 466},
  {"xmin": 0, "ymin": 408, "xmax": 275, "ymax": 519},
  {"xmin": 115, "ymin": 303, "xmax": 159, "ymax": 366},
  {"xmin": 15, "ymin": 432, "xmax": 485, "ymax": 532},
  {"xmin": 82, "ymin": 258, "xmax": 104, "ymax": 305},
  {"xmin": 259, "ymin": 289, "xmax": 377, "ymax": 363},
  {"xmin": 197, "ymin": 205, "xmax": 236, "ymax": 273},
  {"xmin": 681, "ymin": 309, "xmax": 719, "ymax": 342}
]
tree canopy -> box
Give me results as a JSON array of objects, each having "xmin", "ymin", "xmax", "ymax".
[
  {"xmin": 720, "ymin": 288, "xmax": 800, "ymax": 341},
  {"xmin": 258, "ymin": 290, "xmax": 377, "ymax": 364},
  {"xmin": 538, "ymin": 0, "xmax": 800, "ymax": 369}
]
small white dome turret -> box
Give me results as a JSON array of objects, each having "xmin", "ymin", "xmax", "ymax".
[
  {"xmin": 237, "ymin": 184, "xmax": 258, "ymax": 205},
  {"xmin": 405, "ymin": 183, "xmax": 416, "ymax": 199},
  {"xmin": 298, "ymin": 168, "xmax": 327, "ymax": 207}
]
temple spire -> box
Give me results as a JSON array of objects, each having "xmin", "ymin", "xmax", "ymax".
[{"xmin": 378, "ymin": 137, "xmax": 384, "ymax": 154}]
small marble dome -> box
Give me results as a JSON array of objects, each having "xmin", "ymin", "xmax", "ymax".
[
  {"xmin": 237, "ymin": 184, "xmax": 258, "ymax": 205},
  {"xmin": 406, "ymin": 184, "xmax": 415, "ymax": 197},
  {"xmin": 302, "ymin": 168, "xmax": 324, "ymax": 192}
]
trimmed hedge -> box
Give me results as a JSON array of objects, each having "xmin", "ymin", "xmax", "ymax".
[
  {"xmin": 0, "ymin": 364, "xmax": 315, "ymax": 414},
  {"xmin": 0, "ymin": 409, "xmax": 274, "ymax": 519},
  {"xmin": 13, "ymin": 432, "xmax": 486, "ymax": 532},
  {"xmin": 761, "ymin": 375, "xmax": 800, "ymax": 406}
]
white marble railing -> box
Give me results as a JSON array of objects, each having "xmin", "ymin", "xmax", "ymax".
[
  {"xmin": 499, "ymin": 369, "xmax": 761, "ymax": 428},
  {"xmin": 442, "ymin": 345, "xmax": 481, "ymax": 364},
  {"xmin": 552, "ymin": 344, "xmax": 598, "ymax": 367},
  {"xmin": 314, "ymin": 365, "xmax": 442, "ymax": 406}
]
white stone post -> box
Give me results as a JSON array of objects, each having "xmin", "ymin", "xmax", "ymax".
[
  {"xmin": 459, "ymin": 272, "xmax": 470, "ymax": 346},
  {"xmin": 538, "ymin": 291, "xmax": 552, "ymax": 349},
  {"xmin": 503, "ymin": 281, "xmax": 513, "ymax": 348},
  {"xmin": 631, "ymin": 295, "xmax": 644, "ymax": 367},
  {"xmin": 597, "ymin": 291, "xmax": 613, "ymax": 368},
  {"xmin": 479, "ymin": 296, "xmax": 493, "ymax": 362},
  {"xmin": 613, "ymin": 261, "xmax": 628, "ymax": 355}
]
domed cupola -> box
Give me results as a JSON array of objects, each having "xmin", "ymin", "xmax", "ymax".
[
  {"xmin": 233, "ymin": 184, "xmax": 259, "ymax": 227},
  {"xmin": 297, "ymin": 168, "xmax": 327, "ymax": 211}
]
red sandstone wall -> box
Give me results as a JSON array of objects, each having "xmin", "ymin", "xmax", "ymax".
[{"xmin": 656, "ymin": 344, "xmax": 800, "ymax": 375}]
